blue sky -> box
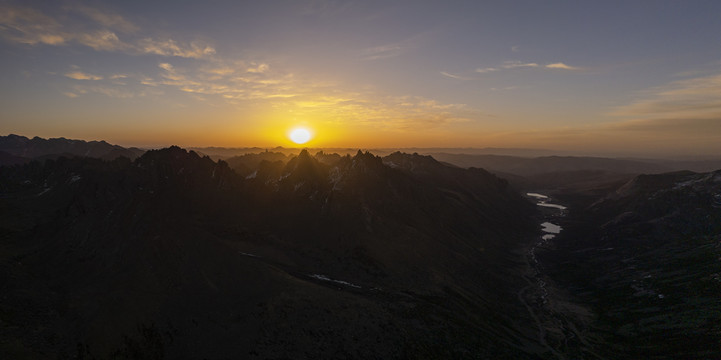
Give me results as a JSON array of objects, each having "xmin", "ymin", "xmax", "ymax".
[{"xmin": 1, "ymin": 0, "xmax": 720, "ymax": 156}]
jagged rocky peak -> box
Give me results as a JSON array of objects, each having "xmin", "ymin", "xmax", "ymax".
[
  {"xmin": 286, "ymin": 149, "xmax": 318, "ymax": 169},
  {"xmin": 314, "ymin": 150, "xmax": 342, "ymax": 166},
  {"xmin": 382, "ymin": 151, "xmax": 441, "ymax": 172},
  {"xmin": 138, "ymin": 145, "xmax": 200, "ymax": 163},
  {"xmin": 132, "ymin": 145, "xmax": 235, "ymax": 190},
  {"xmin": 349, "ymin": 149, "xmax": 384, "ymax": 170},
  {"xmin": 0, "ymin": 139, "xmax": 548, "ymax": 359},
  {"xmin": 282, "ymin": 148, "xmax": 329, "ymax": 183}
]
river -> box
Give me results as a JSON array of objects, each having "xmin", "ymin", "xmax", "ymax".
[{"xmin": 518, "ymin": 192, "xmax": 569, "ymax": 359}]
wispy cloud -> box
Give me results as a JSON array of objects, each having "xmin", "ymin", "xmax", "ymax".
[
  {"xmin": 153, "ymin": 60, "xmax": 297, "ymax": 99},
  {"xmin": 605, "ymin": 70, "xmax": 721, "ymax": 140},
  {"xmin": 0, "ymin": 4, "xmax": 214, "ymax": 59},
  {"xmin": 473, "ymin": 60, "xmax": 579, "ymax": 74},
  {"xmin": 139, "ymin": 58, "xmax": 477, "ymax": 129},
  {"xmin": 76, "ymin": 30, "xmax": 131, "ymax": 52},
  {"xmin": 359, "ymin": 43, "xmax": 403, "ymax": 61},
  {"xmin": 2, "ymin": 4, "xmax": 478, "ymax": 131},
  {"xmin": 246, "ymin": 63, "xmax": 270, "ymax": 73},
  {"xmin": 545, "ymin": 62, "xmax": 578, "ymax": 70},
  {"xmin": 64, "ymin": 79, "xmax": 163, "ymax": 99},
  {"xmin": 138, "ymin": 38, "xmax": 215, "ymax": 58},
  {"xmin": 440, "ymin": 71, "xmax": 471, "ymax": 80},
  {"xmin": 502, "ymin": 61, "xmax": 539, "ymax": 69},
  {"xmin": 294, "ymin": 94, "xmax": 476, "ymax": 129},
  {"xmin": 0, "ymin": 5, "xmax": 68, "ymax": 45},
  {"xmin": 611, "ymin": 71, "xmax": 721, "ymax": 119},
  {"xmin": 475, "ymin": 67, "xmax": 498, "ymax": 74},
  {"xmin": 73, "ymin": 5, "xmax": 139, "ymax": 33},
  {"xmin": 65, "ymin": 71, "xmax": 103, "ymax": 80},
  {"xmin": 491, "ymin": 85, "xmax": 530, "ymax": 91}
]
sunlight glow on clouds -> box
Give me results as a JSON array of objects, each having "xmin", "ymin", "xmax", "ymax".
[
  {"xmin": 73, "ymin": 5, "xmax": 139, "ymax": 34},
  {"xmin": 1, "ymin": 1, "xmax": 720, "ymax": 154},
  {"xmin": 608, "ymin": 71, "xmax": 721, "ymax": 136},
  {"xmin": 0, "ymin": 4, "xmax": 214, "ymax": 58},
  {"xmin": 65, "ymin": 71, "xmax": 103, "ymax": 81},
  {"xmin": 502, "ymin": 61, "xmax": 539, "ymax": 69},
  {"xmin": 0, "ymin": 1, "xmax": 476, "ymax": 134},
  {"xmin": 76, "ymin": 30, "xmax": 129, "ymax": 52},
  {"xmin": 612, "ymin": 71, "xmax": 721, "ymax": 119},
  {"xmin": 545, "ymin": 62, "xmax": 577, "ymax": 70},
  {"xmin": 359, "ymin": 44, "xmax": 404, "ymax": 61},
  {"xmin": 440, "ymin": 71, "xmax": 471, "ymax": 80},
  {"xmin": 139, "ymin": 38, "xmax": 215, "ymax": 59},
  {"xmin": 474, "ymin": 61, "xmax": 578, "ymax": 74}
]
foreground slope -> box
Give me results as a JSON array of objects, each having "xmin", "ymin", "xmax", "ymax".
[
  {"xmin": 541, "ymin": 170, "xmax": 721, "ymax": 358},
  {"xmin": 0, "ymin": 147, "xmax": 544, "ymax": 359}
]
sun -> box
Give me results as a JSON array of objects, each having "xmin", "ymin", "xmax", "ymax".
[{"xmin": 289, "ymin": 127, "xmax": 312, "ymax": 144}]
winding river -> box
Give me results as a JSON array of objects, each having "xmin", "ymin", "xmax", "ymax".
[{"xmin": 519, "ymin": 192, "xmax": 569, "ymax": 359}]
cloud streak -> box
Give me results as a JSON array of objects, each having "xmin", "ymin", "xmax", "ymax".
[
  {"xmin": 359, "ymin": 44, "xmax": 403, "ymax": 61},
  {"xmin": 502, "ymin": 61, "xmax": 539, "ymax": 69},
  {"xmin": 598, "ymin": 70, "xmax": 721, "ymax": 150},
  {"xmin": 545, "ymin": 62, "xmax": 577, "ymax": 70},
  {"xmin": 0, "ymin": 5, "xmax": 68, "ymax": 45},
  {"xmin": 1, "ymin": 4, "xmax": 479, "ymax": 131},
  {"xmin": 0, "ymin": 4, "xmax": 215, "ymax": 59},
  {"xmin": 138, "ymin": 38, "xmax": 215, "ymax": 59},
  {"xmin": 473, "ymin": 60, "xmax": 579, "ymax": 74},
  {"xmin": 139, "ymin": 59, "xmax": 478, "ymax": 129},
  {"xmin": 611, "ymin": 71, "xmax": 721, "ymax": 120},
  {"xmin": 440, "ymin": 71, "xmax": 471, "ymax": 80},
  {"xmin": 65, "ymin": 71, "xmax": 103, "ymax": 80},
  {"xmin": 73, "ymin": 5, "xmax": 139, "ymax": 33}
]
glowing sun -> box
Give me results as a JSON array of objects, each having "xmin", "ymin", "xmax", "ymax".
[{"xmin": 289, "ymin": 128, "xmax": 312, "ymax": 144}]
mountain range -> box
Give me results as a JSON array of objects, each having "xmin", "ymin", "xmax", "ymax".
[
  {"xmin": 1, "ymin": 135, "xmax": 719, "ymax": 359},
  {"xmin": 0, "ymin": 135, "xmax": 145, "ymax": 166},
  {"xmin": 0, "ymin": 143, "xmax": 540, "ymax": 358}
]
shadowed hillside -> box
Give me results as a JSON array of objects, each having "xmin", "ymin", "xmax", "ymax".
[{"xmin": 0, "ymin": 147, "xmax": 544, "ymax": 359}]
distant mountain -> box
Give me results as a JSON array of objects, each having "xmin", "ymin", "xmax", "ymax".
[
  {"xmin": 224, "ymin": 150, "xmax": 289, "ymax": 176},
  {"xmin": 430, "ymin": 152, "xmax": 721, "ymax": 178},
  {"xmin": 189, "ymin": 146, "xmax": 572, "ymax": 161},
  {"xmin": 430, "ymin": 153, "xmax": 673, "ymax": 176},
  {"xmin": 540, "ymin": 170, "xmax": 721, "ymax": 358},
  {"xmin": 187, "ymin": 146, "xmax": 265, "ymax": 160},
  {"xmin": 0, "ymin": 150, "xmax": 28, "ymax": 166},
  {"xmin": 0, "ymin": 134, "xmax": 145, "ymax": 164},
  {"xmin": 0, "ymin": 146, "xmax": 544, "ymax": 359}
]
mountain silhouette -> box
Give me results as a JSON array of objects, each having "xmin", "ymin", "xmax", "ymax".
[
  {"xmin": 0, "ymin": 134, "xmax": 145, "ymax": 165},
  {"xmin": 0, "ymin": 146, "xmax": 540, "ymax": 359},
  {"xmin": 2, "ymin": 140, "xmax": 719, "ymax": 358}
]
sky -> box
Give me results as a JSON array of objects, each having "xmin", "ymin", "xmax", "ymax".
[{"xmin": 1, "ymin": 0, "xmax": 721, "ymax": 156}]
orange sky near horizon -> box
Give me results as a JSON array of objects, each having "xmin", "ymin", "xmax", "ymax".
[{"xmin": 2, "ymin": 1, "xmax": 721, "ymax": 157}]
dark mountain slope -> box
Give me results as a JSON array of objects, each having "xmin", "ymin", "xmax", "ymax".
[
  {"xmin": 0, "ymin": 150, "xmax": 28, "ymax": 166},
  {"xmin": 0, "ymin": 148, "xmax": 543, "ymax": 359},
  {"xmin": 540, "ymin": 170, "xmax": 721, "ymax": 358},
  {"xmin": 224, "ymin": 150, "xmax": 288, "ymax": 176}
]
